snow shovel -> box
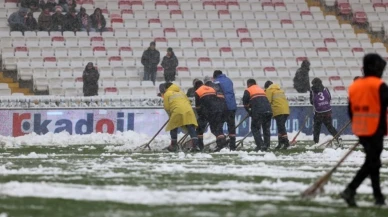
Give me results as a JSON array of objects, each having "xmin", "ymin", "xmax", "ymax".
[
  {"xmin": 138, "ymin": 119, "xmax": 169, "ymax": 151},
  {"xmin": 301, "ymin": 142, "xmax": 359, "ymax": 198}
]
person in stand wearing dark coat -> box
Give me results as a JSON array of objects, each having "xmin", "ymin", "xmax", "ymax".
[
  {"xmin": 77, "ymin": 7, "xmax": 94, "ymax": 32},
  {"xmin": 293, "ymin": 60, "xmax": 311, "ymax": 93},
  {"xmin": 38, "ymin": 7, "xmax": 52, "ymax": 31},
  {"xmin": 161, "ymin": 47, "xmax": 179, "ymax": 82},
  {"xmin": 8, "ymin": 8, "xmax": 28, "ymax": 32},
  {"xmin": 25, "ymin": 12, "xmax": 38, "ymax": 31},
  {"xmin": 63, "ymin": 8, "xmax": 80, "ymax": 32},
  {"xmin": 51, "ymin": 7, "xmax": 65, "ymax": 31},
  {"xmin": 141, "ymin": 41, "xmax": 160, "ymax": 85},
  {"xmin": 90, "ymin": 8, "xmax": 107, "ymax": 32},
  {"xmin": 40, "ymin": 0, "xmax": 57, "ymax": 12},
  {"xmin": 82, "ymin": 62, "xmax": 100, "ymax": 97},
  {"xmin": 341, "ymin": 53, "xmax": 388, "ymax": 207},
  {"xmin": 21, "ymin": 0, "xmax": 40, "ymax": 12},
  {"xmin": 309, "ymin": 78, "xmax": 340, "ymax": 145},
  {"xmin": 58, "ymin": 0, "xmax": 76, "ymax": 13},
  {"xmin": 186, "ymin": 78, "xmax": 199, "ymax": 97}
]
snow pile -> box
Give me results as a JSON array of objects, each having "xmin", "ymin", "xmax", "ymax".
[{"xmin": 17, "ymin": 152, "xmax": 48, "ymax": 159}]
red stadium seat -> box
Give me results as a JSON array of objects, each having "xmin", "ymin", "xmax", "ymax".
[
  {"xmin": 198, "ymin": 57, "xmax": 212, "ymax": 67},
  {"xmin": 338, "ymin": 3, "xmax": 352, "ymax": 15},
  {"xmin": 14, "ymin": 47, "xmax": 28, "ymax": 52},
  {"xmin": 118, "ymin": 1, "xmax": 131, "ymax": 9},
  {"xmin": 218, "ymin": 10, "xmax": 230, "ymax": 17},
  {"xmin": 296, "ymin": 57, "xmax": 308, "ymax": 65},
  {"xmin": 236, "ymin": 28, "xmax": 249, "ymax": 37},
  {"xmin": 215, "ymin": 1, "xmax": 227, "ymax": 10},
  {"xmin": 353, "ymin": 12, "xmax": 367, "ymax": 24},
  {"xmin": 75, "ymin": 77, "xmax": 83, "ymax": 82},
  {"xmin": 177, "ymin": 67, "xmax": 189, "ymax": 74},
  {"xmin": 44, "ymin": 57, "xmax": 56, "ymax": 62},
  {"xmin": 264, "ymin": 67, "xmax": 276, "ymax": 73}
]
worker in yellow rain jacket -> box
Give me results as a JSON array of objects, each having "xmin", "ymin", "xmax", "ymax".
[
  {"xmin": 264, "ymin": 81, "xmax": 290, "ymax": 150},
  {"xmin": 159, "ymin": 82, "xmax": 199, "ymax": 152}
]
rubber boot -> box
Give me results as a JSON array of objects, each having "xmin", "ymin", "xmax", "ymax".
[
  {"xmin": 229, "ymin": 136, "xmax": 236, "ymax": 151},
  {"xmin": 197, "ymin": 136, "xmax": 204, "ymax": 151},
  {"xmin": 375, "ymin": 197, "xmax": 386, "ymax": 206},
  {"xmin": 340, "ymin": 188, "xmax": 357, "ymax": 207},
  {"xmin": 275, "ymin": 136, "xmax": 283, "ymax": 150},
  {"xmin": 282, "ymin": 137, "xmax": 290, "ymax": 150},
  {"xmin": 214, "ymin": 136, "xmax": 226, "ymax": 152},
  {"xmin": 167, "ymin": 139, "xmax": 178, "ymax": 152},
  {"xmin": 189, "ymin": 139, "xmax": 201, "ymax": 153}
]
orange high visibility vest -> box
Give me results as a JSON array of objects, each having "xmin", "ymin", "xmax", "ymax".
[
  {"xmin": 246, "ymin": 85, "xmax": 266, "ymax": 101},
  {"xmin": 195, "ymin": 85, "xmax": 216, "ymax": 99},
  {"xmin": 349, "ymin": 76, "xmax": 383, "ymax": 136}
]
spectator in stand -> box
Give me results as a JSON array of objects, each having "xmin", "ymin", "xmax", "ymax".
[
  {"xmin": 83, "ymin": 62, "xmax": 100, "ymax": 97},
  {"xmin": 141, "ymin": 42, "xmax": 160, "ymax": 85},
  {"xmin": 40, "ymin": 0, "xmax": 57, "ymax": 12},
  {"xmin": 186, "ymin": 78, "xmax": 199, "ymax": 97},
  {"xmin": 21, "ymin": 0, "xmax": 40, "ymax": 12},
  {"xmin": 293, "ymin": 60, "xmax": 311, "ymax": 93},
  {"xmin": 161, "ymin": 47, "xmax": 179, "ymax": 82},
  {"xmin": 38, "ymin": 7, "xmax": 52, "ymax": 31},
  {"xmin": 25, "ymin": 12, "xmax": 38, "ymax": 31},
  {"xmin": 51, "ymin": 7, "xmax": 65, "ymax": 31},
  {"xmin": 8, "ymin": 8, "xmax": 28, "ymax": 32},
  {"xmin": 64, "ymin": 8, "xmax": 80, "ymax": 32},
  {"xmin": 77, "ymin": 7, "xmax": 94, "ymax": 32},
  {"xmin": 58, "ymin": 0, "xmax": 76, "ymax": 13},
  {"xmin": 90, "ymin": 8, "xmax": 106, "ymax": 32}
]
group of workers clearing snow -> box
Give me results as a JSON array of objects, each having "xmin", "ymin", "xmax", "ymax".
[
  {"xmin": 157, "ymin": 53, "xmax": 388, "ymax": 207},
  {"xmin": 158, "ymin": 67, "xmax": 342, "ymax": 153}
]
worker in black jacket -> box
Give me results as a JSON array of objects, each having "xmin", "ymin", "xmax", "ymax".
[
  {"xmin": 243, "ymin": 79, "xmax": 273, "ymax": 152},
  {"xmin": 194, "ymin": 80, "xmax": 227, "ymax": 152},
  {"xmin": 341, "ymin": 53, "xmax": 388, "ymax": 207}
]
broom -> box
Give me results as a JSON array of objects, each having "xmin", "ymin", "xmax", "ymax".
[
  {"xmin": 235, "ymin": 131, "xmax": 252, "ymax": 150},
  {"xmin": 290, "ymin": 113, "xmax": 310, "ymax": 146},
  {"xmin": 204, "ymin": 114, "xmax": 250, "ymax": 148},
  {"xmin": 301, "ymin": 142, "xmax": 359, "ymax": 198},
  {"xmin": 317, "ymin": 120, "xmax": 351, "ymax": 149},
  {"xmin": 137, "ymin": 119, "xmax": 169, "ymax": 151}
]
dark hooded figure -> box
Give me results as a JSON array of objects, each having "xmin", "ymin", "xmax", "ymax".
[
  {"xmin": 25, "ymin": 12, "xmax": 38, "ymax": 31},
  {"xmin": 8, "ymin": 8, "xmax": 28, "ymax": 32},
  {"xmin": 161, "ymin": 47, "xmax": 179, "ymax": 82},
  {"xmin": 82, "ymin": 62, "xmax": 99, "ymax": 97},
  {"xmin": 341, "ymin": 53, "xmax": 388, "ymax": 207},
  {"xmin": 90, "ymin": 8, "xmax": 106, "ymax": 32},
  {"xmin": 141, "ymin": 41, "xmax": 160, "ymax": 85},
  {"xmin": 186, "ymin": 78, "xmax": 199, "ymax": 97},
  {"xmin": 293, "ymin": 60, "xmax": 311, "ymax": 93},
  {"xmin": 309, "ymin": 78, "xmax": 340, "ymax": 145}
]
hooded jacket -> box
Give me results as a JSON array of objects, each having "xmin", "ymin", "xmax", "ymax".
[
  {"xmin": 51, "ymin": 12, "xmax": 65, "ymax": 30},
  {"xmin": 25, "ymin": 13, "xmax": 38, "ymax": 31},
  {"xmin": 141, "ymin": 48, "xmax": 161, "ymax": 68},
  {"xmin": 293, "ymin": 60, "xmax": 311, "ymax": 93},
  {"xmin": 161, "ymin": 52, "xmax": 179, "ymax": 74},
  {"xmin": 265, "ymin": 83, "xmax": 290, "ymax": 117},
  {"xmin": 310, "ymin": 78, "xmax": 332, "ymax": 113},
  {"xmin": 90, "ymin": 9, "xmax": 106, "ymax": 30},
  {"xmin": 163, "ymin": 84, "xmax": 198, "ymax": 131},
  {"xmin": 8, "ymin": 9, "xmax": 27, "ymax": 26},
  {"xmin": 82, "ymin": 63, "xmax": 100, "ymax": 96},
  {"xmin": 214, "ymin": 74, "xmax": 237, "ymax": 111}
]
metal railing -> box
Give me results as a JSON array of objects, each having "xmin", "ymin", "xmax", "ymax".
[{"xmin": 0, "ymin": 94, "xmax": 348, "ymax": 109}]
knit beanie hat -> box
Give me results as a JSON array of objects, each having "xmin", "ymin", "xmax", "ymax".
[
  {"xmin": 150, "ymin": 41, "xmax": 156, "ymax": 46},
  {"xmin": 167, "ymin": 47, "xmax": 173, "ymax": 52}
]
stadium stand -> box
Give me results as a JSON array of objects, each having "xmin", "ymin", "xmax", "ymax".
[{"xmin": 0, "ymin": 0, "xmax": 387, "ymax": 97}]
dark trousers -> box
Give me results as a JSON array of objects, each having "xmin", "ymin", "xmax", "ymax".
[
  {"xmin": 197, "ymin": 112, "xmax": 224, "ymax": 146},
  {"xmin": 251, "ymin": 113, "xmax": 272, "ymax": 149},
  {"xmin": 170, "ymin": 125, "xmax": 197, "ymax": 141},
  {"xmin": 275, "ymin": 114, "xmax": 289, "ymax": 144},
  {"xmin": 313, "ymin": 111, "xmax": 338, "ymax": 143},
  {"xmin": 10, "ymin": 23, "xmax": 27, "ymax": 32},
  {"xmin": 164, "ymin": 71, "xmax": 176, "ymax": 82},
  {"xmin": 225, "ymin": 110, "xmax": 236, "ymax": 146},
  {"xmin": 347, "ymin": 136, "xmax": 384, "ymax": 200},
  {"xmin": 144, "ymin": 66, "xmax": 157, "ymax": 84}
]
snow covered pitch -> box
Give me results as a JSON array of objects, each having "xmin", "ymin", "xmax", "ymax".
[{"xmin": 0, "ymin": 132, "xmax": 387, "ymax": 217}]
